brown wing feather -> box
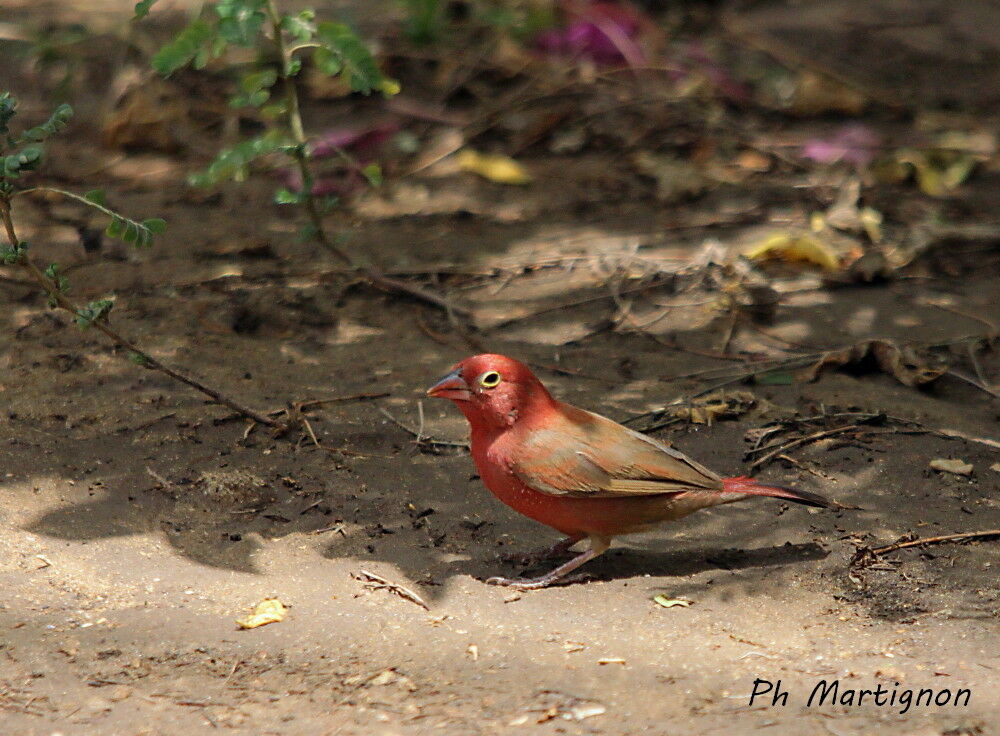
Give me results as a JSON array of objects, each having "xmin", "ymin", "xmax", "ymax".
[{"xmin": 510, "ymin": 403, "xmax": 722, "ymax": 498}]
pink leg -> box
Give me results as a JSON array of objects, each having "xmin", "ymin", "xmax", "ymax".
[{"xmin": 487, "ymin": 536, "xmax": 611, "ymax": 590}]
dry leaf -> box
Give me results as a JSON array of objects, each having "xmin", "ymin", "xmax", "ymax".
[
  {"xmin": 456, "ymin": 149, "xmax": 531, "ymax": 185},
  {"xmin": 631, "ymin": 391, "xmax": 756, "ymax": 432},
  {"xmin": 896, "ymin": 149, "xmax": 976, "ymax": 197},
  {"xmin": 744, "ymin": 233, "xmax": 840, "ymax": 271},
  {"xmin": 675, "ymin": 390, "xmax": 756, "ymax": 425},
  {"xmin": 804, "ymin": 339, "xmax": 946, "ymax": 387},
  {"xmin": 235, "ymin": 598, "xmax": 287, "ymax": 629},
  {"xmin": 929, "ymin": 458, "xmax": 973, "ymax": 476},
  {"xmin": 991, "ymin": 463, "xmax": 1000, "ymax": 473},
  {"xmin": 790, "ymin": 71, "xmax": 867, "ymax": 116},
  {"xmin": 653, "ymin": 595, "xmax": 693, "ymax": 608}
]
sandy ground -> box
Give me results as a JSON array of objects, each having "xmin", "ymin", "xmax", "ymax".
[{"xmin": 1, "ymin": 1, "xmax": 999, "ymax": 734}]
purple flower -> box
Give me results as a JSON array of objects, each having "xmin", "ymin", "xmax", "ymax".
[
  {"xmin": 534, "ymin": 2, "xmax": 647, "ymax": 67},
  {"xmin": 802, "ymin": 124, "xmax": 881, "ymax": 168}
]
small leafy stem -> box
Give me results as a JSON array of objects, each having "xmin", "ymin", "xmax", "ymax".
[
  {"xmin": 264, "ymin": 0, "xmax": 350, "ymax": 266},
  {"xmin": 143, "ymin": 0, "xmax": 465, "ymax": 316},
  {"xmin": 0, "ymin": 198, "xmax": 281, "ymax": 428}
]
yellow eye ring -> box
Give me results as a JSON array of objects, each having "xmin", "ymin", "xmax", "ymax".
[{"xmin": 478, "ymin": 371, "xmax": 502, "ymax": 388}]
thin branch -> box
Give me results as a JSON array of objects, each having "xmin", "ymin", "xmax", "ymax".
[
  {"xmin": 870, "ymin": 531, "xmax": 1000, "ymax": 556},
  {"xmin": 376, "ymin": 406, "xmax": 469, "ymax": 450},
  {"xmin": 748, "ymin": 425, "xmax": 860, "ymax": 471},
  {"xmin": 263, "ymin": 2, "xmax": 467, "ymax": 317},
  {"xmin": 265, "ymin": 0, "xmax": 351, "ymax": 267},
  {"xmin": 0, "ymin": 199, "xmax": 281, "ymax": 428},
  {"xmin": 354, "ymin": 569, "xmax": 429, "ymax": 610}
]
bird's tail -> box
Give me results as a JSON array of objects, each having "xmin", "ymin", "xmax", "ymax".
[{"xmin": 721, "ymin": 476, "xmax": 838, "ymax": 509}]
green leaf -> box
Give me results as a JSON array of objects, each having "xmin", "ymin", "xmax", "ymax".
[
  {"xmin": 35, "ymin": 187, "xmax": 163, "ymax": 248},
  {"xmin": 84, "ymin": 189, "xmax": 106, "ymax": 206},
  {"xmin": 18, "ymin": 103, "xmax": 73, "ymax": 144},
  {"xmin": 314, "ymin": 22, "xmax": 384, "ymax": 94},
  {"xmin": 142, "ymin": 218, "xmax": 167, "ymax": 234},
  {"xmin": 75, "ymin": 298, "xmax": 115, "ymax": 328},
  {"xmin": 361, "ymin": 163, "xmax": 382, "ymax": 187},
  {"xmin": 133, "ymin": 0, "xmax": 158, "ymax": 19},
  {"xmin": 152, "ymin": 20, "xmax": 215, "ymax": 76},
  {"xmin": 240, "ymin": 68, "xmax": 278, "ymax": 94},
  {"xmin": 0, "ymin": 92, "xmax": 17, "ymax": 137},
  {"xmin": 3, "ymin": 154, "xmax": 23, "ymax": 178},
  {"xmin": 122, "ymin": 220, "xmax": 140, "ymax": 244},
  {"xmin": 189, "ymin": 130, "xmax": 290, "ymax": 186},
  {"xmin": 313, "ymin": 48, "xmax": 341, "ymax": 76},
  {"xmin": 17, "ymin": 146, "xmax": 43, "ymax": 166},
  {"xmin": 44, "ymin": 263, "xmax": 69, "ymax": 296},
  {"xmin": 273, "ymin": 187, "xmax": 303, "ymax": 205},
  {"xmin": 230, "ymin": 89, "xmax": 270, "ymax": 108},
  {"xmin": 106, "ymin": 216, "xmax": 124, "ymax": 239},
  {"xmin": 215, "ymin": 0, "xmax": 266, "ymax": 46},
  {"xmin": 260, "ymin": 102, "xmax": 287, "ymax": 119},
  {"xmin": 0, "ymin": 239, "xmax": 27, "ymax": 264},
  {"xmin": 281, "ymin": 10, "xmax": 316, "ymax": 41}
]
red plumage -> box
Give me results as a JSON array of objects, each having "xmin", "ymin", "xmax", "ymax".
[{"xmin": 428, "ymin": 354, "xmax": 838, "ymax": 589}]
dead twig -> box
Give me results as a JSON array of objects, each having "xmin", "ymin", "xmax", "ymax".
[
  {"xmin": 749, "ymin": 425, "xmax": 860, "ymax": 471},
  {"xmin": 261, "ymin": 392, "xmax": 390, "ymax": 418},
  {"xmin": 0, "ymin": 201, "xmax": 281, "ymax": 429},
  {"xmin": 364, "ymin": 268, "xmax": 470, "ymax": 318},
  {"xmin": 377, "ymin": 406, "xmax": 469, "ymax": 451},
  {"xmin": 870, "ymin": 531, "xmax": 1000, "ymax": 557},
  {"xmin": 354, "ymin": 569, "xmax": 429, "ymax": 610}
]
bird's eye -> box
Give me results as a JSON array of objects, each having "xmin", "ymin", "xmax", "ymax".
[{"xmin": 478, "ymin": 371, "xmax": 502, "ymax": 388}]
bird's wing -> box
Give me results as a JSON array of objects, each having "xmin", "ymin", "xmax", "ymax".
[{"xmin": 510, "ymin": 404, "xmax": 722, "ymax": 498}]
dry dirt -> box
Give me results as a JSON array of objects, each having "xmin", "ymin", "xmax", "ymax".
[{"xmin": 1, "ymin": 1, "xmax": 999, "ymax": 735}]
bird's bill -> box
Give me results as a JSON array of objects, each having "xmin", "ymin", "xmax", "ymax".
[{"xmin": 426, "ymin": 370, "xmax": 472, "ymax": 401}]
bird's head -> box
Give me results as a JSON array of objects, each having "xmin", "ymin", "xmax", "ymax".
[{"xmin": 426, "ymin": 354, "xmax": 554, "ymax": 429}]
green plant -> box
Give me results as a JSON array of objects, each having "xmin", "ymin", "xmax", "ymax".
[
  {"xmin": 141, "ymin": 0, "xmax": 395, "ymax": 262},
  {"xmin": 0, "ymin": 92, "xmax": 279, "ymax": 427},
  {"xmin": 138, "ymin": 0, "xmax": 461, "ymax": 315}
]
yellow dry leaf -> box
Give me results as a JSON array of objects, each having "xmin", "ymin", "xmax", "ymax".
[
  {"xmin": 809, "ymin": 211, "xmax": 826, "ymax": 232},
  {"xmin": 456, "ymin": 149, "xmax": 531, "ymax": 185},
  {"xmin": 860, "ymin": 207, "xmax": 883, "ymax": 243},
  {"xmin": 744, "ymin": 233, "xmax": 839, "ymax": 271},
  {"xmin": 652, "ymin": 595, "xmax": 693, "ymax": 609},
  {"xmin": 895, "ymin": 149, "xmax": 976, "ymax": 197},
  {"xmin": 377, "ymin": 79, "xmax": 401, "ymax": 96},
  {"xmin": 235, "ymin": 598, "xmax": 287, "ymax": 629}
]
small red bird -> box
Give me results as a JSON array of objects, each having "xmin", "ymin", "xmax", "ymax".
[{"xmin": 428, "ymin": 354, "xmax": 838, "ymax": 589}]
